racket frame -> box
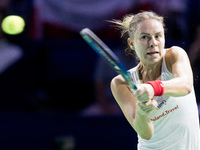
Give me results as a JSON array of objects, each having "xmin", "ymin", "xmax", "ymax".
[{"xmin": 80, "ymin": 28, "xmax": 137, "ymax": 92}]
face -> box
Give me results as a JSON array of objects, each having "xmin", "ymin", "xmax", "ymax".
[{"xmin": 128, "ymin": 19, "xmax": 165, "ymax": 66}]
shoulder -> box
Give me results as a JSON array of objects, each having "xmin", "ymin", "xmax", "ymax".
[
  {"xmin": 112, "ymin": 65, "xmax": 138, "ymax": 85},
  {"xmin": 165, "ymin": 46, "xmax": 189, "ymax": 72},
  {"xmin": 165, "ymin": 46, "xmax": 187, "ymax": 56},
  {"xmin": 165, "ymin": 46, "xmax": 188, "ymax": 62},
  {"xmin": 111, "ymin": 74, "xmax": 126, "ymax": 86}
]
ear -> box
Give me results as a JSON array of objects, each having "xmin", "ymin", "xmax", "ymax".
[{"xmin": 127, "ymin": 38, "xmax": 135, "ymax": 50}]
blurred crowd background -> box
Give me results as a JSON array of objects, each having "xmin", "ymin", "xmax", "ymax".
[{"xmin": 0, "ymin": 0, "xmax": 200, "ymax": 150}]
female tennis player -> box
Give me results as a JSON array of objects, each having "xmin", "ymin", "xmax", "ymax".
[{"xmin": 110, "ymin": 11, "xmax": 200, "ymax": 149}]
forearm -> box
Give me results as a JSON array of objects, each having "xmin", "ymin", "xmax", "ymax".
[
  {"xmin": 111, "ymin": 76, "xmax": 154, "ymax": 140},
  {"xmin": 133, "ymin": 111, "xmax": 154, "ymax": 140},
  {"xmin": 163, "ymin": 77, "xmax": 193, "ymax": 97},
  {"xmin": 163, "ymin": 46, "xmax": 193, "ymax": 97}
]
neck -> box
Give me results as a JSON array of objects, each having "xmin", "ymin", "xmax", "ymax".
[{"xmin": 138, "ymin": 59, "xmax": 162, "ymax": 82}]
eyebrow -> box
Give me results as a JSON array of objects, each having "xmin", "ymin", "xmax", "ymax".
[{"xmin": 140, "ymin": 32, "xmax": 162, "ymax": 35}]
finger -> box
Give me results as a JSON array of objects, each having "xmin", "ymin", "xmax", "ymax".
[
  {"xmin": 137, "ymin": 105, "xmax": 152, "ymax": 115},
  {"xmin": 137, "ymin": 103, "xmax": 147, "ymax": 115},
  {"xmin": 145, "ymin": 99, "xmax": 158, "ymax": 107},
  {"xmin": 138, "ymin": 102, "xmax": 153, "ymax": 112},
  {"xmin": 134, "ymin": 94, "xmax": 149, "ymax": 103},
  {"xmin": 151, "ymin": 99, "xmax": 158, "ymax": 108},
  {"xmin": 137, "ymin": 101, "xmax": 156, "ymax": 115},
  {"xmin": 140, "ymin": 102, "xmax": 154, "ymax": 111}
]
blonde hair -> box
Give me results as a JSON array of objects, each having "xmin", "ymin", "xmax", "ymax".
[{"xmin": 110, "ymin": 11, "xmax": 165, "ymax": 55}]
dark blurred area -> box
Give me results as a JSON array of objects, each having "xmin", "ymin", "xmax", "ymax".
[{"xmin": 0, "ymin": 0, "xmax": 199, "ymax": 149}]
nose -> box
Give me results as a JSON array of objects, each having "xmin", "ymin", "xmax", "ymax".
[{"xmin": 149, "ymin": 37, "xmax": 157, "ymax": 48}]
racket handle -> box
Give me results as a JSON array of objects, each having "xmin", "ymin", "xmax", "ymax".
[{"xmin": 129, "ymin": 82, "xmax": 138, "ymax": 92}]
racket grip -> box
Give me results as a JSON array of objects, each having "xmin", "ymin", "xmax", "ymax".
[{"xmin": 129, "ymin": 82, "xmax": 138, "ymax": 92}]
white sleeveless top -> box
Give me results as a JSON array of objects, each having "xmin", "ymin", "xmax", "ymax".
[{"xmin": 129, "ymin": 50, "xmax": 200, "ymax": 150}]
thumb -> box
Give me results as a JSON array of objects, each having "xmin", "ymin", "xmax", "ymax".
[
  {"xmin": 151, "ymin": 99, "xmax": 158, "ymax": 108},
  {"xmin": 145, "ymin": 99, "xmax": 158, "ymax": 108}
]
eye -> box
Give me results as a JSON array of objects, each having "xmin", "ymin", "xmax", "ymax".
[
  {"xmin": 155, "ymin": 35, "xmax": 160, "ymax": 38},
  {"xmin": 155, "ymin": 33, "xmax": 163, "ymax": 39},
  {"xmin": 141, "ymin": 35, "xmax": 148, "ymax": 39}
]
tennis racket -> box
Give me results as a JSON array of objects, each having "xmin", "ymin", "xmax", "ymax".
[{"xmin": 80, "ymin": 28, "xmax": 138, "ymax": 92}]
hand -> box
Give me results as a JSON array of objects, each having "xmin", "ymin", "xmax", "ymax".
[
  {"xmin": 132, "ymin": 84, "xmax": 155, "ymax": 103},
  {"xmin": 136, "ymin": 99, "xmax": 158, "ymax": 116}
]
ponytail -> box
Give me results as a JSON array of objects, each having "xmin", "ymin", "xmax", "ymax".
[{"xmin": 109, "ymin": 14, "xmax": 134, "ymax": 38}]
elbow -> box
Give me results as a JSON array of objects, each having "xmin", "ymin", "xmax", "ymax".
[
  {"xmin": 140, "ymin": 130, "xmax": 154, "ymax": 140},
  {"xmin": 176, "ymin": 80, "xmax": 193, "ymax": 96},
  {"xmin": 185, "ymin": 82, "xmax": 193, "ymax": 95},
  {"xmin": 139, "ymin": 132, "xmax": 153, "ymax": 140},
  {"xmin": 133, "ymin": 116, "xmax": 154, "ymax": 140},
  {"xmin": 134, "ymin": 122, "xmax": 154, "ymax": 140},
  {"xmin": 178, "ymin": 84, "xmax": 192, "ymax": 97},
  {"xmin": 187, "ymin": 86, "xmax": 193, "ymax": 94},
  {"xmin": 184, "ymin": 75, "xmax": 193, "ymax": 95}
]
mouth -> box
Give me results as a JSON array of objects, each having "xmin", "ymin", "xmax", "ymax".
[{"xmin": 147, "ymin": 51, "xmax": 159, "ymax": 55}]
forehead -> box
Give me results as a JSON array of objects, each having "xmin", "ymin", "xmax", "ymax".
[{"xmin": 136, "ymin": 19, "xmax": 164, "ymax": 34}]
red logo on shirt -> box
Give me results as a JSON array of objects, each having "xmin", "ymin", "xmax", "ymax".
[{"xmin": 151, "ymin": 105, "xmax": 179, "ymax": 121}]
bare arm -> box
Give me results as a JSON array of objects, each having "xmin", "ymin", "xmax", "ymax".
[
  {"xmin": 111, "ymin": 76, "xmax": 156, "ymax": 140},
  {"xmin": 163, "ymin": 46, "xmax": 193, "ymax": 96}
]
